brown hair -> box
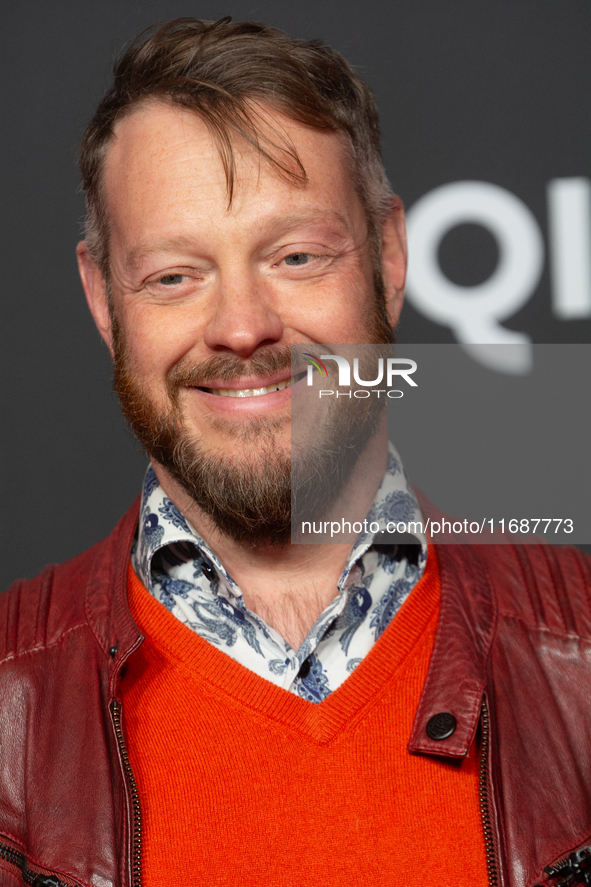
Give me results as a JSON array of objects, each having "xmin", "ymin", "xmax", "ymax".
[{"xmin": 79, "ymin": 17, "xmax": 393, "ymax": 277}]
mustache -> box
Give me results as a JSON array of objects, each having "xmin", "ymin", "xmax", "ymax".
[{"xmin": 166, "ymin": 345, "xmax": 296, "ymax": 391}]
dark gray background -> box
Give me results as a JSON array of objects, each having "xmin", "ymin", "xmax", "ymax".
[{"xmin": 2, "ymin": 1, "xmax": 590, "ymax": 587}]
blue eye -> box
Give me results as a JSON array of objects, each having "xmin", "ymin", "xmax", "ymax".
[
  {"xmin": 159, "ymin": 274, "xmax": 185, "ymax": 285},
  {"xmin": 284, "ymin": 253, "xmax": 310, "ymax": 266}
]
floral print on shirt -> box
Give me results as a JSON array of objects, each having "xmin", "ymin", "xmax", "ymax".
[{"xmin": 132, "ymin": 444, "xmax": 427, "ymax": 700}]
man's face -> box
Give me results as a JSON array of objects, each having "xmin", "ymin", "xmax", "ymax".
[{"xmin": 78, "ymin": 100, "xmax": 406, "ymax": 543}]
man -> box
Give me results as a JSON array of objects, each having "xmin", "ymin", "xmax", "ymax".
[{"xmin": 1, "ymin": 17, "xmax": 591, "ymax": 887}]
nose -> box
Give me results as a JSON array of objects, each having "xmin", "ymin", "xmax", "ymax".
[{"xmin": 202, "ymin": 272, "xmax": 284, "ymax": 359}]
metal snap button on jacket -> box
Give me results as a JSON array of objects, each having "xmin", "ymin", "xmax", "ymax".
[{"xmin": 425, "ymin": 712, "xmax": 457, "ymax": 740}]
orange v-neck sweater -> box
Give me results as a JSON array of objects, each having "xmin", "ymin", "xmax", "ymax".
[{"xmin": 122, "ymin": 551, "xmax": 489, "ymax": 886}]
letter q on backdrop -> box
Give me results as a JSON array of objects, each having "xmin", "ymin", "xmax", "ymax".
[{"xmin": 405, "ymin": 181, "xmax": 545, "ymax": 374}]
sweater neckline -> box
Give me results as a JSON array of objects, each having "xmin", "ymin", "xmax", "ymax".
[{"xmin": 126, "ymin": 547, "xmax": 440, "ymax": 744}]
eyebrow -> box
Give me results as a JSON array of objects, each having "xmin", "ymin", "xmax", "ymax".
[
  {"xmin": 260, "ymin": 210, "xmax": 352, "ymax": 232},
  {"xmin": 124, "ymin": 210, "xmax": 355, "ymax": 270},
  {"xmin": 125, "ymin": 236, "xmax": 204, "ymax": 271}
]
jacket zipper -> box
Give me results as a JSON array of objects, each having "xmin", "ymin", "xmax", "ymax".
[
  {"xmin": 0, "ymin": 839, "xmax": 80, "ymax": 886},
  {"xmin": 479, "ymin": 697, "xmax": 500, "ymax": 886},
  {"xmin": 111, "ymin": 699, "xmax": 143, "ymax": 887},
  {"xmin": 479, "ymin": 700, "xmax": 591, "ymax": 887}
]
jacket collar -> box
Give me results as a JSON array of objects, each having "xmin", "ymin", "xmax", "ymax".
[
  {"xmin": 84, "ymin": 498, "xmax": 144, "ymax": 694},
  {"xmin": 408, "ymin": 545, "xmax": 498, "ymax": 757}
]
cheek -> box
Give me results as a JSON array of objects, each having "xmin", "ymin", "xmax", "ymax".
[
  {"xmin": 121, "ymin": 305, "xmax": 205, "ymax": 378},
  {"xmin": 296, "ymin": 283, "xmax": 376, "ymax": 343}
]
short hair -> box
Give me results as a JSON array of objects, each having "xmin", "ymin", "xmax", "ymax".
[{"xmin": 79, "ymin": 17, "xmax": 393, "ymax": 277}]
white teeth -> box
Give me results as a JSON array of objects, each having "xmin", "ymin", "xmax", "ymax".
[{"xmin": 210, "ymin": 378, "xmax": 294, "ymax": 398}]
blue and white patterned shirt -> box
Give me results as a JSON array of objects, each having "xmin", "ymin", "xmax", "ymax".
[{"xmin": 132, "ymin": 444, "xmax": 427, "ymax": 703}]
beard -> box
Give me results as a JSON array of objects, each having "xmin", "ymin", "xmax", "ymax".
[{"xmin": 111, "ymin": 283, "xmax": 393, "ymax": 548}]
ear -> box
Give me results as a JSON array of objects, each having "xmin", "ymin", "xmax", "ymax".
[
  {"xmin": 380, "ymin": 195, "xmax": 407, "ymax": 329},
  {"xmin": 76, "ymin": 242, "xmax": 115, "ymax": 358}
]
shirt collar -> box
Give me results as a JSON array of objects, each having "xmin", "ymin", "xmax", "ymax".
[{"xmin": 133, "ymin": 443, "xmax": 426, "ymax": 595}]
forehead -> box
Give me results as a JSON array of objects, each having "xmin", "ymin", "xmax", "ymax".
[{"xmin": 101, "ymin": 100, "xmax": 364, "ymax": 239}]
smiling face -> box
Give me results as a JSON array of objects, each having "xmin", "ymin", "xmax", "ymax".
[{"xmin": 77, "ymin": 99, "xmax": 407, "ymax": 544}]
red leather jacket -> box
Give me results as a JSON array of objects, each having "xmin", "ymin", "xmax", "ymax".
[{"xmin": 1, "ymin": 500, "xmax": 591, "ymax": 887}]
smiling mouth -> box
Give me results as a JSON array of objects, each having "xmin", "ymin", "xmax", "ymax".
[{"xmin": 200, "ymin": 371, "xmax": 307, "ymax": 398}]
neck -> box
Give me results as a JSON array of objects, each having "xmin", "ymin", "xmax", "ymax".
[{"xmin": 150, "ymin": 426, "xmax": 388, "ymax": 649}]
